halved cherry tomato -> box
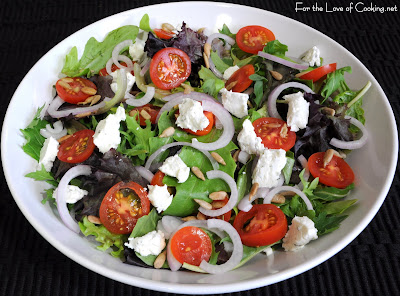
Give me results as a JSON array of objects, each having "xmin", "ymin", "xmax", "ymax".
[
  {"xmin": 99, "ymin": 181, "xmax": 150, "ymax": 234},
  {"xmin": 252, "ymin": 117, "xmax": 296, "ymax": 151},
  {"xmin": 151, "ymin": 171, "xmax": 165, "ymax": 186},
  {"xmin": 55, "ymin": 77, "xmax": 97, "ymax": 104},
  {"xmin": 57, "ymin": 129, "xmax": 95, "ymax": 163},
  {"xmin": 205, "ymin": 197, "xmax": 232, "ymax": 222},
  {"xmin": 150, "ymin": 47, "xmax": 191, "ymax": 90},
  {"xmin": 170, "ymin": 226, "xmax": 212, "ymax": 266},
  {"xmin": 154, "ymin": 28, "xmax": 175, "ymax": 39},
  {"xmin": 308, "ymin": 151, "xmax": 355, "ymax": 189},
  {"xmin": 236, "ymin": 25, "xmax": 276, "ymax": 54},
  {"xmin": 225, "ymin": 64, "xmax": 255, "ymax": 93},
  {"xmin": 98, "ymin": 61, "xmax": 135, "ymax": 76},
  {"xmin": 298, "ymin": 63, "xmax": 337, "ymax": 82},
  {"xmin": 181, "ymin": 111, "xmax": 215, "ymax": 136},
  {"xmin": 233, "ymin": 204, "xmax": 287, "ymax": 247},
  {"xmin": 130, "ymin": 104, "xmax": 160, "ymax": 126}
]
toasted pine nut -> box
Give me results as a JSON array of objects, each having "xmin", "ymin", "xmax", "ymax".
[
  {"xmin": 280, "ymin": 124, "xmax": 288, "ymax": 138},
  {"xmin": 181, "ymin": 216, "xmax": 197, "ymax": 222},
  {"xmin": 321, "ymin": 107, "xmax": 336, "ymax": 116},
  {"xmin": 73, "ymin": 87, "xmax": 80, "ymax": 93},
  {"xmin": 323, "ymin": 149, "xmax": 335, "ymax": 167},
  {"xmin": 61, "ymin": 77, "xmax": 74, "ymax": 83},
  {"xmin": 270, "ymin": 70, "xmax": 283, "ymax": 81},
  {"xmin": 58, "ymin": 80, "xmax": 71, "ymax": 89},
  {"xmin": 280, "ymin": 191, "xmax": 296, "ymax": 197},
  {"xmin": 295, "ymin": 70, "xmax": 312, "ymax": 78},
  {"xmin": 75, "ymin": 111, "xmax": 93, "ymax": 118},
  {"xmin": 140, "ymin": 109, "xmax": 151, "ymax": 120},
  {"xmin": 81, "ymin": 86, "xmax": 97, "ymax": 95},
  {"xmin": 181, "ymin": 83, "xmax": 194, "ymax": 94},
  {"xmin": 211, "ymin": 152, "xmax": 226, "ymax": 165},
  {"xmin": 191, "ymin": 167, "xmax": 205, "ymax": 181},
  {"xmin": 88, "ymin": 215, "xmax": 102, "ymax": 224},
  {"xmin": 197, "ymin": 212, "xmax": 206, "ymax": 220},
  {"xmin": 129, "ymin": 110, "xmax": 138, "ymax": 117},
  {"xmin": 211, "ymin": 201, "xmax": 225, "ymax": 209},
  {"xmin": 194, "ymin": 199, "xmax": 213, "ymax": 210},
  {"xmin": 264, "ymin": 123, "xmax": 282, "ymax": 128},
  {"xmin": 154, "ymin": 250, "xmax": 166, "ymax": 269},
  {"xmin": 204, "ymin": 42, "xmax": 211, "ymax": 58},
  {"xmin": 232, "ymin": 149, "xmax": 240, "ymax": 162},
  {"xmin": 197, "ymin": 27, "xmax": 206, "ymax": 34},
  {"xmin": 89, "ymin": 95, "xmax": 101, "ymax": 106},
  {"xmin": 161, "ymin": 23, "xmax": 175, "ymax": 32},
  {"xmin": 159, "ymin": 126, "xmax": 175, "ymax": 138},
  {"xmin": 58, "ymin": 134, "xmax": 72, "ymax": 143},
  {"xmin": 249, "ymin": 183, "xmax": 259, "ymax": 201},
  {"xmin": 203, "ymin": 52, "xmax": 210, "ymax": 69},
  {"xmin": 271, "ymin": 193, "xmax": 286, "ymax": 204},
  {"xmin": 209, "ymin": 191, "xmax": 228, "ymax": 201},
  {"xmin": 225, "ymin": 80, "xmax": 237, "ymax": 91}
]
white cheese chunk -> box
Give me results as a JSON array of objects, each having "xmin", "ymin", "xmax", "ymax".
[
  {"xmin": 283, "ymin": 92, "xmax": 310, "ymax": 132},
  {"xmin": 220, "ymin": 88, "xmax": 249, "ymax": 118},
  {"xmin": 147, "ymin": 184, "xmax": 173, "ymax": 213},
  {"xmin": 125, "ymin": 230, "xmax": 166, "ymax": 256},
  {"xmin": 252, "ymin": 148, "xmax": 286, "ymax": 187},
  {"xmin": 237, "ymin": 119, "xmax": 265, "ymax": 155},
  {"xmin": 129, "ymin": 31, "xmax": 149, "ymax": 62},
  {"xmin": 110, "ymin": 70, "xmax": 136, "ymax": 96},
  {"xmin": 93, "ymin": 106, "xmax": 126, "ymax": 153},
  {"xmin": 159, "ymin": 155, "xmax": 190, "ymax": 183},
  {"xmin": 38, "ymin": 136, "xmax": 59, "ymax": 172},
  {"xmin": 282, "ymin": 216, "xmax": 318, "ymax": 251},
  {"xmin": 53, "ymin": 185, "xmax": 88, "ymax": 204},
  {"xmin": 301, "ymin": 46, "xmax": 321, "ymax": 67},
  {"xmin": 223, "ymin": 65, "xmax": 240, "ymax": 80},
  {"xmin": 175, "ymin": 98, "xmax": 209, "ymax": 132}
]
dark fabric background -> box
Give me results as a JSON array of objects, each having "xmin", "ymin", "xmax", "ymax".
[{"xmin": 1, "ymin": 0, "xmax": 399, "ymax": 295}]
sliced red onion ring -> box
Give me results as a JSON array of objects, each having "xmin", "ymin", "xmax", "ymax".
[
  {"xmin": 56, "ymin": 165, "xmax": 91, "ymax": 233},
  {"xmin": 206, "ymin": 33, "xmax": 236, "ymax": 47},
  {"xmin": 47, "ymin": 96, "xmax": 106, "ymax": 118},
  {"xmin": 134, "ymin": 166, "xmax": 154, "ymax": 183},
  {"xmin": 144, "ymin": 142, "xmax": 219, "ymax": 171},
  {"xmin": 258, "ymin": 51, "xmax": 309, "ymax": 70},
  {"xmin": 267, "ymin": 82, "xmax": 314, "ymax": 119},
  {"xmin": 112, "ymin": 40, "xmax": 134, "ymax": 71},
  {"xmin": 263, "ymin": 185, "xmax": 313, "ymax": 210},
  {"xmin": 298, "ymin": 154, "xmax": 310, "ymax": 181},
  {"xmin": 140, "ymin": 59, "xmax": 151, "ymax": 76},
  {"xmin": 198, "ymin": 170, "xmax": 238, "ymax": 217},
  {"xmin": 162, "ymin": 216, "xmax": 184, "ymax": 236},
  {"xmin": 96, "ymin": 69, "xmax": 127, "ymax": 114},
  {"xmin": 199, "ymin": 219, "xmax": 243, "ymax": 274},
  {"xmin": 330, "ymin": 116, "xmax": 368, "ymax": 149},
  {"xmin": 238, "ymin": 150, "xmax": 250, "ymax": 164},
  {"xmin": 106, "ymin": 57, "xmax": 114, "ymax": 76},
  {"xmin": 125, "ymin": 86, "xmax": 155, "ymax": 107},
  {"xmin": 209, "ymin": 58, "xmax": 224, "ymax": 79},
  {"xmin": 40, "ymin": 121, "xmax": 67, "ymax": 139}
]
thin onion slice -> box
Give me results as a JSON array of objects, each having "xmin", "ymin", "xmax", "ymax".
[
  {"xmin": 238, "ymin": 150, "xmax": 250, "ymax": 164},
  {"xmin": 206, "ymin": 33, "xmax": 236, "ymax": 47},
  {"xmin": 263, "ymin": 185, "xmax": 313, "ymax": 211},
  {"xmin": 161, "ymin": 216, "xmax": 184, "ymax": 236},
  {"xmin": 267, "ymin": 82, "xmax": 314, "ymax": 119},
  {"xmin": 40, "ymin": 121, "xmax": 67, "ymax": 139},
  {"xmin": 330, "ymin": 116, "xmax": 368, "ymax": 149},
  {"xmin": 209, "ymin": 58, "xmax": 224, "ymax": 79},
  {"xmin": 125, "ymin": 86, "xmax": 155, "ymax": 107},
  {"xmin": 238, "ymin": 187, "xmax": 270, "ymax": 212},
  {"xmin": 199, "ymin": 219, "xmax": 243, "ymax": 274},
  {"xmin": 297, "ymin": 154, "xmax": 310, "ymax": 181},
  {"xmin": 56, "ymin": 165, "xmax": 91, "ymax": 233},
  {"xmin": 112, "ymin": 40, "xmax": 134, "ymax": 71},
  {"xmin": 198, "ymin": 170, "xmax": 238, "ymax": 217},
  {"xmin": 47, "ymin": 96, "xmax": 106, "ymax": 118},
  {"xmin": 96, "ymin": 69, "xmax": 127, "ymax": 114},
  {"xmin": 144, "ymin": 142, "xmax": 219, "ymax": 171},
  {"xmin": 257, "ymin": 51, "xmax": 309, "ymax": 70},
  {"xmin": 134, "ymin": 166, "xmax": 154, "ymax": 183}
]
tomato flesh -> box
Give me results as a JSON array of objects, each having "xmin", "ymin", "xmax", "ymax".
[
  {"xmin": 56, "ymin": 77, "xmax": 97, "ymax": 104},
  {"xmin": 225, "ymin": 64, "xmax": 255, "ymax": 93},
  {"xmin": 298, "ymin": 63, "xmax": 337, "ymax": 82},
  {"xmin": 151, "ymin": 171, "xmax": 166, "ymax": 186},
  {"xmin": 99, "ymin": 181, "xmax": 150, "ymax": 234},
  {"xmin": 150, "ymin": 47, "xmax": 191, "ymax": 90},
  {"xmin": 308, "ymin": 152, "xmax": 355, "ymax": 188},
  {"xmin": 253, "ymin": 117, "xmax": 296, "ymax": 151},
  {"xmin": 154, "ymin": 28, "xmax": 175, "ymax": 39},
  {"xmin": 170, "ymin": 226, "xmax": 212, "ymax": 266},
  {"xmin": 233, "ymin": 204, "xmax": 287, "ymax": 247},
  {"xmin": 236, "ymin": 25, "xmax": 276, "ymax": 54},
  {"xmin": 130, "ymin": 104, "xmax": 160, "ymax": 126},
  {"xmin": 181, "ymin": 111, "xmax": 215, "ymax": 136},
  {"xmin": 57, "ymin": 129, "xmax": 95, "ymax": 163}
]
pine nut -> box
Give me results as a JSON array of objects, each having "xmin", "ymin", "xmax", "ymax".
[
  {"xmin": 89, "ymin": 95, "xmax": 101, "ymax": 106},
  {"xmin": 295, "ymin": 70, "xmax": 312, "ymax": 78},
  {"xmin": 226, "ymin": 80, "xmax": 237, "ymax": 91},
  {"xmin": 209, "ymin": 191, "xmax": 228, "ymax": 201},
  {"xmin": 58, "ymin": 134, "xmax": 72, "ymax": 143},
  {"xmin": 197, "ymin": 27, "xmax": 206, "ymax": 34},
  {"xmin": 129, "ymin": 110, "xmax": 138, "ymax": 117},
  {"xmin": 88, "ymin": 215, "xmax": 102, "ymax": 224},
  {"xmin": 270, "ymin": 70, "xmax": 283, "ymax": 80},
  {"xmin": 271, "ymin": 193, "xmax": 286, "ymax": 204},
  {"xmin": 140, "ymin": 109, "xmax": 152, "ymax": 120},
  {"xmin": 264, "ymin": 123, "xmax": 282, "ymax": 128},
  {"xmin": 280, "ymin": 124, "xmax": 288, "ymax": 138},
  {"xmin": 75, "ymin": 111, "xmax": 93, "ymax": 118},
  {"xmin": 161, "ymin": 23, "xmax": 175, "ymax": 32},
  {"xmin": 232, "ymin": 149, "xmax": 240, "ymax": 162},
  {"xmin": 181, "ymin": 216, "xmax": 197, "ymax": 222},
  {"xmin": 280, "ymin": 191, "xmax": 296, "ymax": 197},
  {"xmin": 197, "ymin": 212, "xmax": 206, "ymax": 220},
  {"xmin": 73, "ymin": 87, "xmax": 80, "ymax": 93},
  {"xmin": 323, "ymin": 149, "xmax": 335, "ymax": 167},
  {"xmin": 203, "ymin": 52, "xmax": 210, "ymax": 69},
  {"xmin": 194, "ymin": 199, "xmax": 213, "ymax": 210},
  {"xmin": 204, "ymin": 42, "xmax": 211, "ymax": 58},
  {"xmin": 249, "ymin": 183, "xmax": 259, "ymax": 201},
  {"xmin": 159, "ymin": 126, "xmax": 175, "ymax": 138},
  {"xmin": 81, "ymin": 86, "xmax": 97, "ymax": 95},
  {"xmin": 58, "ymin": 80, "xmax": 72, "ymax": 89},
  {"xmin": 211, "ymin": 201, "xmax": 225, "ymax": 209},
  {"xmin": 191, "ymin": 167, "xmax": 205, "ymax": 181},
  {"xmin": 211, "ymin": 152, "xmax": 226, "ymax": 165},
  {"xmin": 154, "ymin": 250, "xmax": 166, "ymax": 269},
  {"xmin": 321, "ymin": 107, "xmax": 336, "ymax": 116},
  {"xmin": 61, "ymin": 77, "xmax": 74, "ymax": 83}
]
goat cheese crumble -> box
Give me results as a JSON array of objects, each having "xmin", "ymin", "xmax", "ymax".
[
  {"xmin": 220, "ymin": 88, "xmax": 249, "ymax": 118},
  {"xmin": 38, "ymin": 136, "xmax": 59, "ymax": 172},
  {"xmin": 283, "ymin": 92, "xmax": 310, "ymax": 132},
  {"xmin": 237, "ymin": 119, "xmax": 265, "ymax": 155},
  {"xmin": 125, "ymin": 230, "xmax": 166, "ymax": 256},
  {"xmin": 302, "ymin": 46, "xmax": 321, "ymax": 67},
  {"xmin": 159, "ymin": 155, "xmax": 190, "ymax": 183},
  {"xmin": 147, "ymin": 184, "xmax": 173, "ymax": 213},
  {"xmin": 282, "ymin": 216, "xmax": 318, "ymax": 251},
  {"xmin": 175, "ymin": 98, "xmax": 209, "ymax": 132},
  {"xmin": 252, "ymin": 148, "xmax": 287, "ymax": 187}
]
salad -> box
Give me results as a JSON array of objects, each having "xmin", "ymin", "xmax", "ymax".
[{"xmin": 22, "ymin": 14, "xmax": 370, "ymax": 274}]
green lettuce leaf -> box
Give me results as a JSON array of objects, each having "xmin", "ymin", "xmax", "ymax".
[
  {"xmin": 263, "ymin": 40, "xmax": 288, "ymax": 56},
  {"xmin": 320, "ymin": 66, "xmax": 352, "ymax": 99},
  {"xmin": 210, "ymin": 51, "xmax": 230, "ymax": 73},
  {"xmin": 199, "ymin": 66, "xmax": 225, "ymax": 97}
]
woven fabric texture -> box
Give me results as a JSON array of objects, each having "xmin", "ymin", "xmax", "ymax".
[{"xmin": 1, "ymin": 0, "xmax": 399, "ymax": 295}]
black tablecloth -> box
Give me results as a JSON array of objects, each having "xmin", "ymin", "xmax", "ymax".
[{"xmin": 1, "ymin": 0, "xmax": 399, "ymax": 295}]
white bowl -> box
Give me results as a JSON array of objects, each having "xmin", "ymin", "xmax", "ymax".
[{"xmin": 1, "ymin": 2, "xmax": 398, "ymax": 294}]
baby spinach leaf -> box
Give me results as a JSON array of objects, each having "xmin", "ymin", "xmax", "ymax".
[
  {"xmin": 313, "ymin": 212, "xmax": 348, "ymax": 236},
  {"xmin": 313, "ymin": 183, "xmax": 354, "ymax": 201},
  {"xmin": 321, "ymin": 199, "xmax": 357, "ymax": 215},
  {"xmin": 129, "ymin": 208, "xmax": 161, "ymax": 238}
]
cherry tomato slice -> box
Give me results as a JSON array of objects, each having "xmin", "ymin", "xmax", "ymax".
[
  {"xmin": 130, "ymin": 104, "xmax": 161, "ymax": 126},
  {"xmin": 150, "ymin": 47, "xmax": 191, "ymax": 90},
  {"xmin": 181, "ymin": 111, "xmax": 215, "ymax": 136},
  {"xmin": 233, "ymin": 204, "xmax": 287, "ymax": 247},
  {"xmin": 170, "ymin": 226, "xmax": 212, "ymax": 266},
  {"xmin": 298, "ymin": 63, "xmax": 337, "ymax": 82},
  {"xmin": 225, "ymin": 64, "xmax": 255, "ymax": 93},
  {"xmin": 308, "ymin": 152, "xmax": 355, "ymax": 189},
  {"xmin": 252, "ymin": 117, "xmax": 296, "ymax": 151},
  {"xmin": 154, "ymin": 28, "xmax": 175, "ymax": 39},
  {"xmin": 99, "ymin": 181, "xmax": 150, "ymax": 234},
  {"xmin": 151, "ymin": 171, "xmax": 165, "ymax": 186},
  {"xmin": 55, "ymin": 77, "xmax": 97, "ymax": 104},
  {"xmin": 98, "ymin": 61, "xmax": 135, "ymax": 76},
  {"xmin": 236, "ymin": 25, "xmax": 276, "ymax": 54},
  {"xmin": 57, "ymin": 129, "xmax": 95, "ymax": 163}
]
